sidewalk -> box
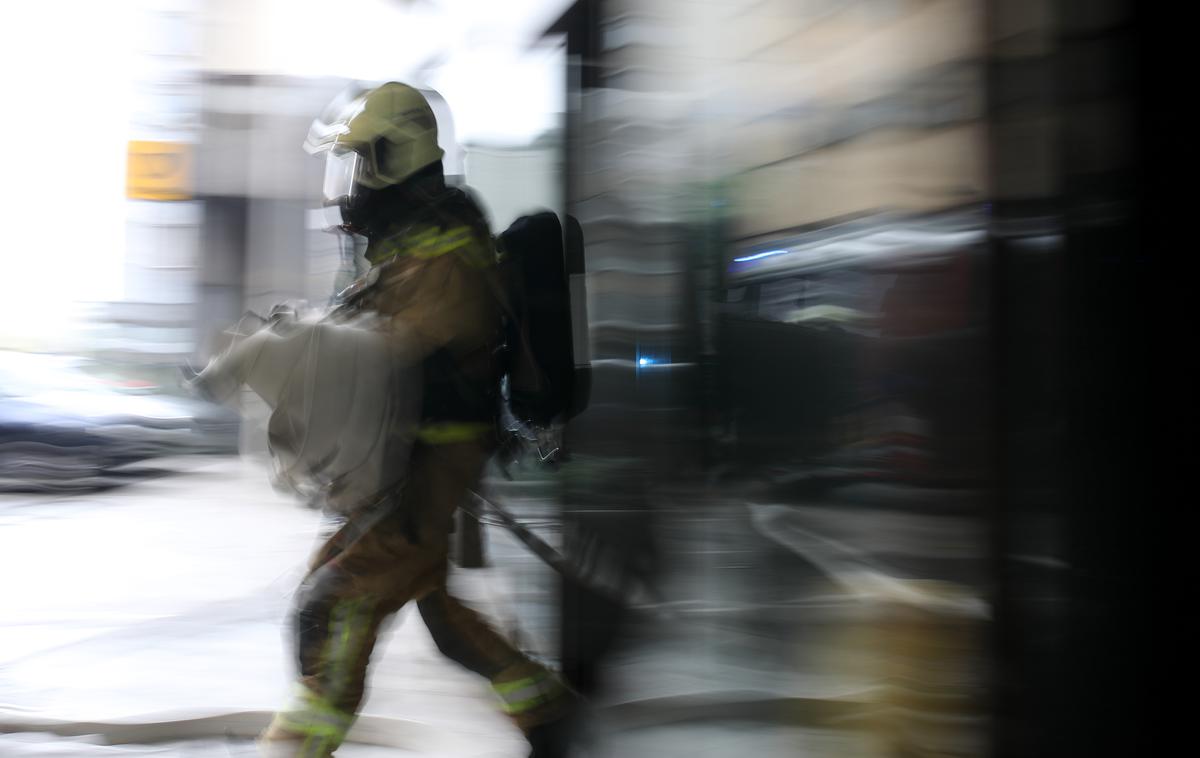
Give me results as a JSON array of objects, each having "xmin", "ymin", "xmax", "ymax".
[
  {"xmin": 1, "ymin": 457, "xmax": 985, "ymax": 757},
  {"xmin": 0, "ymin": 457, "xmax": 527, "ymax": 756}
]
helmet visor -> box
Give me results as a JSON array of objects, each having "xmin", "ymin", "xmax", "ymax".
[
  {"xmin": 322, "ymin": 147, "xmax": 362, "ymax": 206},
  {"xmin": 303, "ymin": 87, "xmax": 368, "ymax": 155}
]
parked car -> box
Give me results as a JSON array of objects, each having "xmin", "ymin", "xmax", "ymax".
[{"xmin": 0, "ymin": 351, "xmax": 239, "ymax": 491}]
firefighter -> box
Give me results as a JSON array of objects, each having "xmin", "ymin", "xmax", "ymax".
[{"xmin": 260, "ymin": 82, "xmax": 575, "ymax": 758}]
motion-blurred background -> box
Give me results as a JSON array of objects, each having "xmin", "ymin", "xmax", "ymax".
[{"xmin": 0, "ymin": 1, "xmax": 1146, "ymax": 757}]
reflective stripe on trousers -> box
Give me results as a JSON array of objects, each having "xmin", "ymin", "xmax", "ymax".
[
  {"xmin": 492, "ymin": 669, "xmax": 569, "ymax": 716},
  {"xmin": 271, "ymin": 595, "xmax": 372, "ymax": 753},
  {"xmin": 272, "ymin": 683, "xmax": 356, "ymax": 756}
]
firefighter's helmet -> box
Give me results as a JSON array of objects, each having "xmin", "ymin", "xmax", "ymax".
[{"xmin": 304, "ymin": 82, "xmax": 444, "ymax": 218}]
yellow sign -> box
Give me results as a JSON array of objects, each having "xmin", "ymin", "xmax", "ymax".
[{"xmin": 126, "ymin": 140, "xmax": 191, "ymax": 200}]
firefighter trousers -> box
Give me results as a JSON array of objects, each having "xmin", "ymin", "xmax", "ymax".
[{"xmin": 262, "ymin": 440, "xmax": 571, "ymax": 756}]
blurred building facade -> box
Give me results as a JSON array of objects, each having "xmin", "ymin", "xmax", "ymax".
[{"xmin": 544, "ymin": 2, "xmax": 1142, "ymax": 757}]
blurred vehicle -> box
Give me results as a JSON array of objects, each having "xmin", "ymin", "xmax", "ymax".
[{"xmin": 0, "ymin": 351, "xmax": 239, "ymax": 491}]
